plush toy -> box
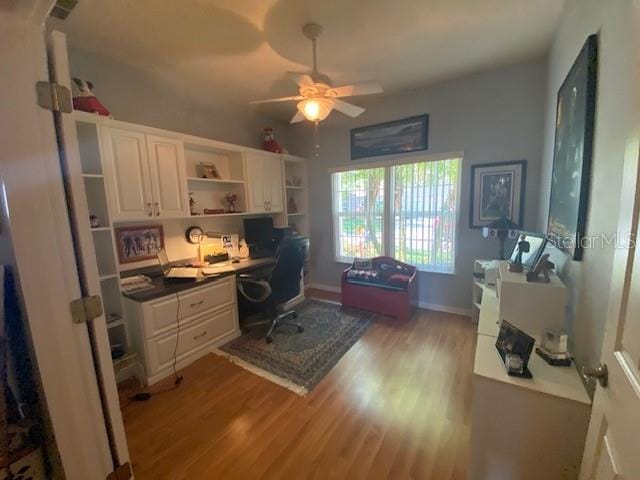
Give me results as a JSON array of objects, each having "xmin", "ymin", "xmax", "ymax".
[
  {"xmin": 262, "ymin": 127, "xmax": 287, "ymax": 154},
  {"xmin": 71, "ymin": 78, "xmax": 111, "ymax": 117}
]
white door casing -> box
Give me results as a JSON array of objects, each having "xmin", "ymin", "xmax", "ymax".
[
  {"xmin": 146, "ymin": 135, "xmax": 189, "ymax": 218},
  {"xmin": 579, "ymin": 4, "xmax": 640, "ymax": 479},
  {"xmin": 103, "ymin": 127, "xmax": 153, "ymax": 220}
]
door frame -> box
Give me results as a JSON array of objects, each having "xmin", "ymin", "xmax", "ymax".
[{"xmin": 0, "ymin": 3, "xmax": 118, "ymax": 478}]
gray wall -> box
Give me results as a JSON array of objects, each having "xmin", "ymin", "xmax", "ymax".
[
  {"xmin": 291, "ymin": 58, "xmax": 547, "ymax": 313},
  {"xmin": 68, "ymin": 49, "xmax": 290, "ymax": 150},
  {"xmin": 537, "ymin": 0, "xmax": 636, "ymax": 375}
]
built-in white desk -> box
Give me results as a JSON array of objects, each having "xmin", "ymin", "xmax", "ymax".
[{"xmin": 468, "ymin": 261, "xmax": 591, "ymax": 480}]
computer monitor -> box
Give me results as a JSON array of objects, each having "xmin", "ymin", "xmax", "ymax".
[{"xmin": 244, "ymin": 217, "xmax": 274, "ymax": 248}]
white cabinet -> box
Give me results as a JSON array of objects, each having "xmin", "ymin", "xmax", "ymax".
[
  {"xmin": 102, "ymin": 127, "xmax": 188, "ymax": 221},
  {"xmin": 146, "ymin": 135, "xmax": 189, "ymax": 218},
  {"xmin": 123, "ymin": 277, "xmax": 240, "ymax": 385},
  {"xmin": 102, "ymin": 127, "xmax": 153, "ymax": 220},
  {"xmin": 245, "ymin": 151, "xmax": 283, "ymax": 213}
]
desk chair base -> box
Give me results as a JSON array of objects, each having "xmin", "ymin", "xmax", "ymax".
[{"xmin": 243, "ymin": 310, "xmax": 304, "ymax": 343}]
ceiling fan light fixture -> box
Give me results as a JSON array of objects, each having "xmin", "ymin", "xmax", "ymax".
[{"xmin": 297, "ymin": 97, "xmax": 334, "ymax": 122}]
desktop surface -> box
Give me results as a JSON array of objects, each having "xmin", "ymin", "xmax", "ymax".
[{"xmin": 122, "ymin": 257, "xmax": 277, "ymax": 302}]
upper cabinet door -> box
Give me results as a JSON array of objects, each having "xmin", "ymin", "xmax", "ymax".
[
  {"xmin": 146, "ymin": 135, "xmax": 189, "ymax": 218},
  {"xmin": 244, "ymin": 152, "xmax": 267, "ymax": 212},
  {"xmin": 102, "ymin": 127, "xmax": 153, "ymax": 221},
  {"xmin": 265, "ymin": 155, "xmax": 284, "ymax": 212}
]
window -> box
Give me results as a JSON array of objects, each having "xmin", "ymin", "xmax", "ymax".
[{"xmin": 331, "ymin": 156, "xmax": 461, "ymax": 273}]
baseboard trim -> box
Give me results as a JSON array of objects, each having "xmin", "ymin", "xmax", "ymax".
[
  {"xmin": 307, "ymin": 283, "xmax": 471, "ymax": 317},
  {"xmin": 418, "ymin": 302, "xmax": 472, "ymax": 317},
  {"xmin": 306, "ymin": 283, "xmax": 342, "ymax": 294}
]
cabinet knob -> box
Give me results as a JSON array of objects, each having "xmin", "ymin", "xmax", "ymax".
[
  {"xmin": 582, "ymin": 363, "xmax": 608, "ymax": 387},
  {"xmin": 154, "ymin": 202, "xmax": 160, "ymax": 216},
  {"xmin": 147, "ymin": 202, "xmax": 153, "ymax": 216}
]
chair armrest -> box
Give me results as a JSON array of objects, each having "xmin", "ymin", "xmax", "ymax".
[{"xmin": 237, "ymin": 276, "xmax": 272, "ymax": 303}]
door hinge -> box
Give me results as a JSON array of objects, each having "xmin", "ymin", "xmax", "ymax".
[
  {"xmin": 106, "ymin": 462, "xmax": 132, "ymax": 480},
  {"xmin": 36, "ymin": 81, "xmax": 73, "ymax": 113},
  {"xmin": 70, "ymin": 295, "xmax": 103, "ymax": 324}
]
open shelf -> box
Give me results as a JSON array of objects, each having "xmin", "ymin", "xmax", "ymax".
[
  {"xmin": 187, "ymin": 177, "xmax": 245, "ymax": 185},
  {"xmin": 91, "ymin": 227, "xmax": 112, "ymax": 232},
  {"xmin": 76, "ymin": 121, "xmax": 103, "ymax": 175},
  {"xmin": 183, "ymin": 142, "xmax": 245, "ymax": 183},
  {"xmin": 286, "ymin": 185, "xmax": 305, "ymax": 190},
  {"xmin": 288, "ymin": 212, "xmax": 306, "ymax": 216}
]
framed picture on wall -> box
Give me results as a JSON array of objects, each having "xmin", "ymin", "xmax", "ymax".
[
  {"xmin": 469, "ymin": 160, "xmax": 527, "ymax": 229},
  {"xmin": 547, "ymin": 34, "xmax": 598, "ymax": 261},
  {"xmin": 115, "ymin": 225, "xmax": 164, "ymax": 264},
  {"xmin": 350, "ymin": 114, "xmax": 429, "ymax": 160}
]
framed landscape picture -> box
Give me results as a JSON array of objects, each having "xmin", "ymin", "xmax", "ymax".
[
  {"xmin": 470, "ymin": 160, "xmax": 526, "ymax": 229},
  {"xmin": 547, "ymin": 34, "xmax": 598, "ymax": 261},
  {"xmin": 350, "ymin": 114, "xmax": 429, "ymax": 160},
  {"xmin": 115, "ymin": 225, "xmax": 164, "ymax": 264}
]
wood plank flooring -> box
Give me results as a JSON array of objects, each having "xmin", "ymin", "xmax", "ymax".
[{"xmin": 121, "ymin": 290, "xmax": 476, "ymax": 479}]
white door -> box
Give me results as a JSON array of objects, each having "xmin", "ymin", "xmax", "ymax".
[
  {"xmin": 48, "ymin": 30, "xmax": 131, "ymax": 476},
  {"xmin": 244, "ymin": 152, "xmax": 267, "ymax": 212},
  {"xmin": 579, "ymin": 6, "xmax": 640, "ymax": 477},
  {"xmin": 146, "ymin": 135, "xmax": 189, "ymax": 218},
  {"xmin": 102, "ymin": 127, "xmax": 154, "ymax": 220},
  {"xmin": 265, "ymin": 154, "xmax": 284, "ymax": 212}
]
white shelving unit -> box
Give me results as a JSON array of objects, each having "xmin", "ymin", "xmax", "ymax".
[
  {"xmin": 282, "ymin": 155, "xmax": 309, "ymax": 237},
  {"xmin": 76, "ymin": 119, "xmax": 138, "ymax": 382}
]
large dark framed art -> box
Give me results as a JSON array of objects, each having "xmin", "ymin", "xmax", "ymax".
[
  {"xmin": 350, "ymin": 114, "xmax": 429, "ymax": 160},
  {"xmin": 547, "ymin": 34, "xmax": 598, "ymax": 261},
  {"xmin": 469, "ymin": 160, "xmax": 526, "ymax": 229}
]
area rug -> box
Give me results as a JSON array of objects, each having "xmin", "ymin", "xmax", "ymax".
[{"xmin": 216, "ymin": 299, "xmax": 373, "ymax": 395}]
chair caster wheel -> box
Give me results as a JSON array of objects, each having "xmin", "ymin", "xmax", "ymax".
[
  {"xmin": 266, "ymin": 336, "xmax": 273, "ymax": 343},
  {"xmin": 291, "ymin": 312, "xmax": 298, "ymax": 319},
  {"xmin": 297, "ymin": 325, "xmax": 304, "ymax": 333}
]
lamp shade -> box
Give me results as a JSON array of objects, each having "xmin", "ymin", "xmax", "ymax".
[{"xmin": 297, "ymin": 98, "xmax": 334, "ymax": 122}]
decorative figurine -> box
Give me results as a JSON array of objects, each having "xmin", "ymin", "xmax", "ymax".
[
  {"xmin": 526, "ymin": 253, "xmax": 555, "ymax": 283},
  {"xmin": 71, "ymin": 78, "xmax": 111, "ymax": 116},
  {"xmin": 262, "ymin": 127, "xmax": 287, "ymax": 154},
  {"xmin": 224, "ymin": 193, "xmax": 238, "ymax": 213},
  {"xmin": 508, "ymin": 234, "xmax": 529, "ymax": 272},
  {"xmin": 288, "ymin": 196, "xmax": 298, "ymax": 214},
  {"xmin": 189, "ymin": 192, "xmax": 199, "ymax": 215},
  {"xmin": 89, "ymin": 214, "xmax": 101, "ymax": 228}
]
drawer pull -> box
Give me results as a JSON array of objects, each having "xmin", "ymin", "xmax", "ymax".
[
  {"xmin": 193, "ymin": 331, "xmax": 208, "ymax": 340},
  {"xmin": 190, "ymin": 300, "xmax": 204, "ymax": 308}
]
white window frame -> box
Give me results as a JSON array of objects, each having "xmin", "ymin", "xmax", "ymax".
[{"xmin": 330, "ymin": 151, "xmax": 463, "ymax": 274}]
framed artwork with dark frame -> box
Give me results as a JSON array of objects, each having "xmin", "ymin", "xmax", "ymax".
[
  {"xmin": 547, "ymin": 34, "xmax": 598, "ymax": 261},
  {"xmin": 115, "ymin": 225, "xmax": 164, "ymax": 264},
  {"xmin": 469, "ymin": 160, "xmax": 527, "ymax": 229},
  {"xmin": 350, "ymin": 114, "xmax": 429, "ymax": 160}
]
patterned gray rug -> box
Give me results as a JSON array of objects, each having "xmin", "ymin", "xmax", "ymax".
[{"xmin": 218, "ymin": 299, "xmax": 373, "ymax": 394}]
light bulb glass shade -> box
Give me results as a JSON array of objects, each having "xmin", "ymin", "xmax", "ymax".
[{"xmin": 297, "ymin": 98, "xmax": 334, "ymax": 122}]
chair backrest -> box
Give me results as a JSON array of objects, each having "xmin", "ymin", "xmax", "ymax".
[{"xmin": 269, "ymin": 237, "xmax": 309, "ymax": 304}]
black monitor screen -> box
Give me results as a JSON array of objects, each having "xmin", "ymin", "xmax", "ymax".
[{"xmin": 244, "ymin": 217, "xmax": 274, "ymax": 246}]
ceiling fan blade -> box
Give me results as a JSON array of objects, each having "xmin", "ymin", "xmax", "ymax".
[
  {"xmin": 333, "ymin": 99, "xmax": 365, "ymax": 118},
  {"xmin": 332, "ymin": 82, "xmax": 383, "ymax": 98},
  {"xmin": 290, "ymin": 111, "xmax": 305, "ymax": 124},
  {"xmin": 287, "ymin": 72, "xmax": 314, "ymax": 87},
  {"xmin": 249, "ymin": 95, "xmax": 303, "ymax": 105}
]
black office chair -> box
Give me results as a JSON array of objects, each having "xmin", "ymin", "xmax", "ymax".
[{"xmin": 236, "ymin": 237, "xmax": 309, "ymax": 343}]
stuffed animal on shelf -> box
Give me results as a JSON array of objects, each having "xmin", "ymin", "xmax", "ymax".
[
  {"xmin": 262, "ymin": 127, "xmax": 287, "ymax": 154},
  {"xmin": 71, "ymin": 77, "xmax": 111, "ymax": 117}
]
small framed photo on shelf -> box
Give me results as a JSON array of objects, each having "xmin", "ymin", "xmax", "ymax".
[
  {"xmin": 115, "ymin": 225, "xmax": 164, "ymax": 264},
  {"xmin": 470, "ymin": 160, "xmax": 526, "ymax": 229},
  {"xmin": 196, "ymin": 162, "xmax": 221, "ymax": 179}
]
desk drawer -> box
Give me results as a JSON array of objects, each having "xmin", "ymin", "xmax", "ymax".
[
  {"xmin": 142, "ymin": 277, "xmax": 235, "ymax": 338},
  {"xmin": 147, "ymin": 306, "xmax": 236, "ymax": 375}
]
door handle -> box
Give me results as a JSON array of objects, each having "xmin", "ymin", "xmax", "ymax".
[
  {"xmin": 154, "ymin": 202, "xmax": 160, "ymax": 216},
  {"xmin": 582, "ymin": 363, "xmax": 608, "ymax": 387},
  {"xmin": 146, "ymin": 202, "xmax": 153, "ymax": 216},
  {"xmin": 193, "ymin": 331, "xmax": 208, "ymax": 340}
]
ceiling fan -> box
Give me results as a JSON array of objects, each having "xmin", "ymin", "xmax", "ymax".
[{"xmin": 250, "ymin": 23, "xmax": 383, "ymax": 124}]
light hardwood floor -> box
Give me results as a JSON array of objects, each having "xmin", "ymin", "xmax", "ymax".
[{"xmin": 122, "ymin": 289, "xmax": 476, "ymax": 479}]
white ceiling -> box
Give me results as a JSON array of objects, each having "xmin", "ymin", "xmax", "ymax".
[{"xmin": 52, "ymin": 0, "xmax": 564, "ymax": 121}]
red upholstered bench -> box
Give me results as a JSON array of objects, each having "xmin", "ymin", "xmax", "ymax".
[{"xmin": 341, "ymin": 256, "xmax": 418, "ymax": 321}]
